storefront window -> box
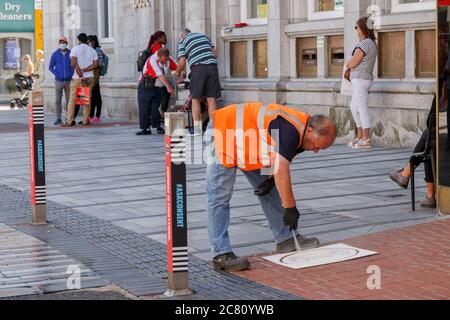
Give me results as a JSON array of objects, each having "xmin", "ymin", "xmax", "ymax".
[
  {"xmin": 254, "ymin": 40, "xmax": 268, "ymax": 78},
  {"xmin": 250, "ymin": 0, "xmax": 268, "ymax": 19},
  {"xmin": 415, "ymin": 29, "xmax": 436, "ymax": 78},
  {"xmin": 317, "ymin": 0, "xmax": 344, "ymax": 12},
  {"xmin": 230, "ymin": 41, "xmax": 248, "ymax": 78},
  {"xmin": 327, "ymin": 35, "xmax": 344, "ymax": 78},
  {"xmin": 391, "ymin": 0, "xmax": 435, "ymax": 13},
  {"xmin": 378, "ymin": 31, "xmax": 406, "ymax": 78},
  {"xmin": 296, "ymin": 37, "xmax": 317, "ymax": 78},
  {"xmin": 3, "ymin": 39, "xmax": 21, "ymax": 70},
  {"xmin": 98, "ymin": 0, "xmax": 113, "ymax": 40}
]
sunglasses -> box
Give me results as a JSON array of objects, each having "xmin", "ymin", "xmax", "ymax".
[{"xmin": 355, "ymin": 26, "xmax": 359, "ymax": 30}]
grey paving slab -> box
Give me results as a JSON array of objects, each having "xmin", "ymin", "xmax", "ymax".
[{"xmin": 0, "ymin": 223, "xmax": 108, "ymax": 298}]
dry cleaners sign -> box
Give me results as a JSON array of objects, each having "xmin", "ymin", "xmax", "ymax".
[{"xmin": 0, "ymin": 0, "xmax": 34, "ymax": 32}]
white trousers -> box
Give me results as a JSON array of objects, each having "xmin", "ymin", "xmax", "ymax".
[{"xmin": 350, "ymin": 78, "xmax": 373, "ymax": 129}]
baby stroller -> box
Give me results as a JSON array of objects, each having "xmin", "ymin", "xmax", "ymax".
[
  {"xmin": 170, "ymin": 79, "xmax": 210, "ymax": 132},
  {"xmin": 10, "ymin": 72, "xmax": 38, "ymax": 110}
]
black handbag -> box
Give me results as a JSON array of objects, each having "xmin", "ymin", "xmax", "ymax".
[{"xmin": 142, "ymin": 75, "xmax": 156, "ymax": 90}]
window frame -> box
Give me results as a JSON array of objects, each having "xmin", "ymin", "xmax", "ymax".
[
  {"xmin": 230, "ymin": 41, "xmax": 249, "ymax": 78},
  {"xmin": 390, "ymin": 0, "xmax": 435, "ymax": 13},
  {"xmin": 307, "ymin": 0, "xmax": 344, "ymax": 21},
  {"xmin": 415, "ymin": 29, "xmax": 436, "ymax": 78},
  {"xmin": 97, "ymin": 0, "xmax": 114, "ymax": 43},
  {"xmin": 240, "ymin": 0, "xmax": 268, "ymax": 26},
  {"xmin": 378, "ymin": 31, "xmax": 406, "ymax": 79},
  {"xmin": 296, "ymin": 36, "xmax": 318, "ymax": 78}
]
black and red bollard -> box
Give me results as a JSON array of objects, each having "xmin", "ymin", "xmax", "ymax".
[
  {"xmin": 28, "ymin": 91, "xmax": 47, "ymax": 225},
  {"xmin": 164, "ymin": 113, "xmax": 192, "ymax": 296}
]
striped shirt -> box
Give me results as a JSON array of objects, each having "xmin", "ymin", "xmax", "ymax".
[
  {"xmin": 178, "ymin": 32, "xmax": 217, "ymax": 66},
  {"xmin": 350, "ymin": 38, "xmax": 378, "ymax": 80}
]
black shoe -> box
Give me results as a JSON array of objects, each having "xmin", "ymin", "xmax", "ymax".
[
  {"xmin": 212, "ymin": 252, "xmax": 250, "ymax": 272},
  {"xmin": 276, "ymin": 234, "xmax": 320, "ymax": 253},
  {"xmin": 61, "ymin": 121, "xmax": 76, "ymax": 127},
  {"xmin": 54, "ymin": 119, "xmax": 62, "ymax": 126},
  {"xmin": 136, "ymin": 129, "xmax": 151, "ymax": 136},
  {"xmin": 78, "ymin": 121, "xmax": 84, "ymax": 125},
  {"xmin": 156, "ymin": 127, "xmax": 165, "ymax": 135}
]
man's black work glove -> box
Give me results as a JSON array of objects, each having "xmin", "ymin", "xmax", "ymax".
[
  {"xmin": 283, "ymin": 207, "xmax": 300, "ymax": 231},
  {"xmin": 254, "ymin": 177, "xmax": 275, "ymax": 197}
]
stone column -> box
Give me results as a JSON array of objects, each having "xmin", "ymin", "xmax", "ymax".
[
  {"xmin": 247, "ymin": 40, "xmax": 255, "ymax": 79},
  {"xmin": 185, "ymin": 0, "xmax": 210, "ymax": 35},
  {"xmin": 267, "ymin": 0, "xmax": 290, "ymax": 81},
  {"xmin": 317, "ymin": 36, "xmax": 327, "ymax": 79},
  {"xmin": 211, "ymin": 0, "xmax": 227, "ymax": 77},
  {"xmin": 405, "ymin": 30, "xmax": 416, "ymax": 79}
]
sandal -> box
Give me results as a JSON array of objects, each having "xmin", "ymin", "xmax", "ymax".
[
  {"xmin": 353, "ymin": 139, "xmax": 372, "ymax": 149},
  {"xmin": 347, "ymin": 138, "xmax": 360, "ymax": 147}
]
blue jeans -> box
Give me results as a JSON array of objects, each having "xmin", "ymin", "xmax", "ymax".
[{"xmin": 205, "ymin": 121, "xmax": 294, "ymax": 258}]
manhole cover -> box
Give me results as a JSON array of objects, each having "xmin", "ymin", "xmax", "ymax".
[{"xmin": 264, "ymin": 244, "xmax": 378, "ymax": 269}]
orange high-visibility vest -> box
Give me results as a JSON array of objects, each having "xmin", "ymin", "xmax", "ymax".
[{"xmin": 213, "ymin": 102, "xmax": 309, "ymax": 171}]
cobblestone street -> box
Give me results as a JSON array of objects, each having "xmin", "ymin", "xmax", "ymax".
[{"xmin": 0, "ymin": 107, "xmax": 446, "ymax": 300}]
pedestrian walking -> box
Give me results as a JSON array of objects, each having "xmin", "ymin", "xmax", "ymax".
[
  {"xmin": 346, "ymin": 17, "xmax": 378, "ymax": 149},
  {"xmin": 48, "ymin": 36, "xmax": 74, "ymax": 125}
]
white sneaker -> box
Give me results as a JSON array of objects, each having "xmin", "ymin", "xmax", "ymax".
[{"xmin": 188, "ymin": 127, "xmax": 202, "ymax": 137}]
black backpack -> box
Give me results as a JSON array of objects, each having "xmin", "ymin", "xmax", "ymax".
[{"xmin": 137, "ymin": 49, "xmax": 150, "ymax": 72}]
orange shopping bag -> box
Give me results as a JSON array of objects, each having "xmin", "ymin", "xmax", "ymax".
[{"xmin": 76, "ymin": 86, "xmax": 91, "ymax": 106}]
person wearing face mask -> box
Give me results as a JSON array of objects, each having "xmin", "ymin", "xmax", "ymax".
[{"xmin": 49, "ymin": 36, "xmax": 75, "ymax": 125}]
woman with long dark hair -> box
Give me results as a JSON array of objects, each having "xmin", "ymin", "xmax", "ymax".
[
  {"xmin": 88, "ymin": 35, "xmax": 104, "ymax": 124},
  {"xmin": 346, "ymin": 16, "xmax": 378, "ymax": 149}
]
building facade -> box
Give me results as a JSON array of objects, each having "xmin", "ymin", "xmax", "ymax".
[{"xmin": 42, "ymin": 0, "xmax": 436, "ymax": 146}]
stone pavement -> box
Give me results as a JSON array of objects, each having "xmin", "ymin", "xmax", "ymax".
[
  {"xmin": 0, "ymin": 222, "xmax": 107, "ymax": 298},
  {"xmin": 233, "ymin": 218, "xmax": 450, "ymax": 300},
  {"xmin": 0, "ymin": 106, "xmax": 444, "ymax": 299}
]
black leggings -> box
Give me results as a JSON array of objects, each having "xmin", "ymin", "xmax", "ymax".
[{"xmin": 90, "ymin": 83, "xmax": 102, "ymax": 118}]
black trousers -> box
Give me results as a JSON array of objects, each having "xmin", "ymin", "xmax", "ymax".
[
  {"xmin": 137, "ymin": 83, "xmax": 162, "ymax": 130},
  {"xmin": 90, "ymin": 83, "xmax": 102, "ymax": 118},
  {"xmin": 411, "ymin": 129, "xmax": 434, "ymax": 183},
  {"xmin": 160, "ymin": 86, "xmax": 171, "ymax": 115},
  {"xmin": 410, "ymin": 95, "xmax": 437, "ymax": 184}
]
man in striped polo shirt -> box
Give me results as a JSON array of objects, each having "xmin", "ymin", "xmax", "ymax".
[{"xmin": 174, "ymin": 28, "xmax": 221, "ymax": 136}]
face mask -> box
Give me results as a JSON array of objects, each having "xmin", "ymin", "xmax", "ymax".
[{"xmin": 60, "ymin": 43, "xmax": 68, "ymax": 50}]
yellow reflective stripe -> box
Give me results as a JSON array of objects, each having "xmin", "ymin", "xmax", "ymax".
[
  {"xmin": 236, "ymin": 104, "xmax": 245, "ymax": 168},
  {"xmin": 257, "ymin": 104, "xmax": 271, "ymax": 167}
]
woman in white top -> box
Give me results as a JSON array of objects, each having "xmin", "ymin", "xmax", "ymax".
[{"xmin": 346, "ymin": 16, "xmax": 378, "ymax": 149}]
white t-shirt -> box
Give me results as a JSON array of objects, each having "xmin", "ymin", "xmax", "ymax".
[{"xmin": 70, "ymin": 43, "xmax": 99, "ymax": 79}]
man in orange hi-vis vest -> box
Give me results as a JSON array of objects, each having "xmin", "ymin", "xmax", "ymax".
[{"xmin": 204, "ymin": 102, "xmax": 337, "ymax": 271}]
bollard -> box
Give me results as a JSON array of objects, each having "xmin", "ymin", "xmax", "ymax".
[
  {"xmin": 28, "ymin": 91, "xmax": 47, "ymax": 225},
  {"xmin": 164, "ymin": 113, "xmax": 192, "ymax": 296}
]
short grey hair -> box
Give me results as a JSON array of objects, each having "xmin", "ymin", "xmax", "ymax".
[
  {"xmin": 179, "ymin": 28, "xmax": 191, "ymax": 39},
  {"xmin": 309, "ymin": 115, "xmax": 337, "ymax": 139}
]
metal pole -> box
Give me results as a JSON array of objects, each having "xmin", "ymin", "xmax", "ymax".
[
  {"xmin": 28, "ymin": 90, "xmax": 47, "ymax": 225},
  {"xmin": 164, "ymin": 113, "xmax": 192, "ymax": 296}
]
